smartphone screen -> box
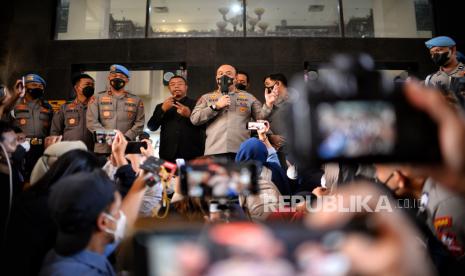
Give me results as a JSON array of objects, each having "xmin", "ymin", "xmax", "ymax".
[
  {"xmin": 316, "ymin": 101, "xmax": 397, "ymax": 160},
  {"xmin": 247, "ymin": 122, "xmax": 266, "ymax": 130}
]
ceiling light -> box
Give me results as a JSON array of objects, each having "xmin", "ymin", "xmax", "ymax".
[{"xmin": 231, "ymin": 4, "xmax": 241, "ymax": 13}]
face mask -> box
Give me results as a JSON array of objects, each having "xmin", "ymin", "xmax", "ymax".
[
  {"xmin": 20, "ymin": 141, "xmax": 30, "ymax": 152},
  {"xmin": 103, "ymin": 210, "xmax": 127, "ymax": 243},
  {"xmin": 236, "ymin": 83, "xmax": 247, "ymax": 91},
  {"xmin": 432, "ymin": 51, "xmax": 451, "ymax": 67},
  {"xmin": 110, "ymin": 78, "xmax": 126, "ymax": 91},
  {"xmin": 82, "ymin": 86, "xmax": 95, "ymax": 98},
  {"xmin": 28, "ymin": 88, "xmax": 44, "ymax": 99},
  {"xmin": 217, "ymin": 75, "xmax": 234, "ymax": 94}
]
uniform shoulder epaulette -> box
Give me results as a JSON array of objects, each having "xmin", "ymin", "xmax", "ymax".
[{"xmin": 126, "ymin": 91, "xmax": 139, "ymax": 98}]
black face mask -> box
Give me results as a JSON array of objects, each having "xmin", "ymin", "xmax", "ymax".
[
  {"xmin": 110, "ymin": 78, "xmax": 126, "ymax": 91},
  {"xmin": 432, "ymin": 51, "xmax": 450, "ymax": 67},
  {"xmin": 236, "ymin": 83, "xmax": 247, "ymax": 91},
  {"xmin": 28, "ymin": 88, "xmax": 44, "ymax": 99},
  {"xmin": 82, "ymin": 86, "xmax": 95, "ymax": 98},
  {"xmin": 217, "ymin": 75, "xmax": 234, "ymax": 94}
]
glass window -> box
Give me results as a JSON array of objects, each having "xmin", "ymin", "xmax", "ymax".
[
  {"xmin": 343, "ymin": 0, "xmax": 433, "ymax": 38},
  {"xmin": 246, "ymin": 0, "xmax": 341, "ymax": 37},
  {"xmin": 55, "ymin": 0, "xmax": 147, "ymax": 40},
  {"xmin": 149, "ymin": 0, "xmax": 243, "ymax": 37}
]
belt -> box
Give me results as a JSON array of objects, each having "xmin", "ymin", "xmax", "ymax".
[{"xmin": 26, "ymin": 137, "xmax": 44, "ymax": 145}]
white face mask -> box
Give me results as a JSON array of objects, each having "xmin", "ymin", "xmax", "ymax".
[
  {"xmin": 103, "ymin": 210, "xmax": 127, "ymax": 242},
  {"xmin": 20, "ymin": 141, "xmax": 30, "ymax": 152}
]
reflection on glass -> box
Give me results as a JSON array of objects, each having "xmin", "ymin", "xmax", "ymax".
[
  {"xmin": 343, "ymin": 0, "xmax": 432, "ymax": 38},
  {"xmin": 55, "ymin": 0, "xmax": 146, "ymax": 40},
  {"xmin": 149, "ymin": 0, "xmax": 243, "ymax": 37},
  {"xmin": 246, "ymin": 0, "xmax": 340, "ymax": 37}
]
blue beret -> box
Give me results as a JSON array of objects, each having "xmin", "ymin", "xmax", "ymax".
[
  {"xmin": 425, "ymin": 36, "xmax": 456, "ymax": 49},
  {"xmin": 24, "ymin": 74, "xmax": 46, "ymax": 87},
  {"xmin": 109, "ymin": 64, "xmax": 130, "ymax": 79}
]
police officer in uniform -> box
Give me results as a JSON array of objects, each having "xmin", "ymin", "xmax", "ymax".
[
  {"xmin": 424, "ymin": 36, "xmax": 465, "ymax": 105},
  {"xmin": 50, "ymin": 73, "xmax": 95, "ymax": 150},
  {"xmin": 11, "ymin": 73, "xmax": 53, "ymax": 180},
  {"xmin": 86, "ymin": 64, "xmax": 145, "ymax": 155},
  {"xmin": 191, "ymin": 64, "xmax": 264, "ymax": 159}
]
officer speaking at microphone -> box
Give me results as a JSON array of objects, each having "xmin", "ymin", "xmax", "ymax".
[
  {"xmin": 50, "ymin": 73, "xmax": 95, "ymax": 150},
  {"xmin": 11, "ymin": 73, "xmax": 53, "ymax": 180},
  {"xmin": 191, "ymin": 64, "xmax": 264, "ymax": 160},
  {"xmin": 86, "ymin": 64, "xmax": 145, "ymax": 155}
]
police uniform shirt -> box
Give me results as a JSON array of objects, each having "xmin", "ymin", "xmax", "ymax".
[
  {"xmin": 426, "ymin": 63, "xmax": 465, "ymax": 91},
  {"xmin": 420, "ymin": 178, "xmax": 465, "ymax": 257},
  {"xmin": 86, "ymin": 90, "xmax": 145, "ymax": 154},
  {"xmin": 50, "ymin": 99, "xmax": 94, "ymax": 150},
  {"xmin": 190, "ymin": 89, "xmax": 264, "ymax": 155},
  {"xmin": 13, "ymin": 98, "xmax": 53, "ymax": 138}
]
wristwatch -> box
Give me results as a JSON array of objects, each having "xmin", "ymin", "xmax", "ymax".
[{"xmin": 210, "ymin": 104, "xmax": 218, "ymax": 111}]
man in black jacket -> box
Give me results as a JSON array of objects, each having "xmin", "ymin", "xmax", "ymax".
[{"xmin": 147, "ymin": 76, "xmax": 204, "ymax": 162}]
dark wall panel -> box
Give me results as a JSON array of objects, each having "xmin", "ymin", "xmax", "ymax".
[{"xmin": 2, "ymin": 0, "xmax": 455, "ymax": 105}]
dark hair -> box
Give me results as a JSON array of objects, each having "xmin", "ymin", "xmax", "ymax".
[
  {"xmin": 264, "ymin": 73, "xmax": 288, "ymax": 87},
  {"xmin": 0, "ymin": 120, "xmax": 14, "ymax": 142},
  {"xmin": 236, "ymin": 70, "xmax": 250, "ymax": 83},
  {"xmin": 71, "ymin": 73, "xmax": 94, "ymax": 86},
  {"xmin": 32, "ymin": 149, "xmax": 99, "ymax": 194},
  {"xmin": 169, "ymin": 75, "xmax": 188, "ymax": 85}
]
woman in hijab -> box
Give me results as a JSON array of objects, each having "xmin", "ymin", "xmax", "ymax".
[
  {"xmin": 236, "ymin": 137, "xmax": 290, "ymax": 195},
  {"xmin": 235, "ymin": 138, "xmax": 291, "ymax": 220}
]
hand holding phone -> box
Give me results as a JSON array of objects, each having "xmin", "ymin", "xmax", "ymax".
[
  {"xmin": 247, "ymin": 121, "xmax": 267, "ymax": 131},
  {"xmin": 125, "ymin": 141, "xmax": 148, "ymax": 154}
]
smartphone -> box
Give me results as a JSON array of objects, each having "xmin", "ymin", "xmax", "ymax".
[
  {"xmin": 180, "ymin": 161, "xmax": 258, "ymax": 198},
  {"xmin": 125, "ymin": 141, "xmax": 148, "ymax": 154},
  {"xmin": 93, "ymin": 130, "xmax": 116, "ymax": 144},
  {"xmin": 308, "ymin": 94, "xmax": 441, "ymax": 164},
  {"xmin": 247, "ymin": 121, "xmax": 266, "ymax": 130}
]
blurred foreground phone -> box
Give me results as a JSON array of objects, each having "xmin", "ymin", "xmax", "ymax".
[
  {"xmin": 286, "ymin": 54, "xmax": 442, "ymax": 167},
  {"xmin": 125, "ymin": 141, "xmax": 148, "ymax": 154},
  {"xmin": 180, "ymin": 161, "xmax": 259, "ymax": 198}
]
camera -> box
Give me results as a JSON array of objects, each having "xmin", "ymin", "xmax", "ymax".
[
  {"xmin": 179, "ymin": 160, "xmax": 258, "ymax": 198},
  {"xmin": 93, "ymin": 130, "xmax": 116, "ymax": 144},
  {"xmin": 285, "ymin": 53, "xmax": 441, "ymax": 167}
]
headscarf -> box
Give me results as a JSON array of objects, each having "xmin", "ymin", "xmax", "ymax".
[
  {"xmin": 235, "ymin": 138, "xmax": 290, "ymax": 195},
  {"xmin": 30, "ymin": 141, "xmax": 87, "ymax": 185}
]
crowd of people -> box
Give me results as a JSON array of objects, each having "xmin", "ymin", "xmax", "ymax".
[{"xmin": 0, "ymin": 35, "xmax": 464, "ymax": 275}]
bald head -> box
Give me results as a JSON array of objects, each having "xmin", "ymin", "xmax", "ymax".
[
  {"xmin": 216, "ymin": 64, "xmax": 237, "ymax": 92},
  {"xmin": 216, "ymin": 64, "xmax": 237, "ymax": 79}
]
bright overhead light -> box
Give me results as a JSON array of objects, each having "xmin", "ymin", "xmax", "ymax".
[
  {"xmin": 162, "ymin": 19, "xmax": 166, "ymax": 23},
  {"xmin": 231, "ymin": 4, "xmax": 241, "ymax": 13},
  {"xmin": 177, "ymin": 19, "xmax": 182, "ymax": 22}
]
